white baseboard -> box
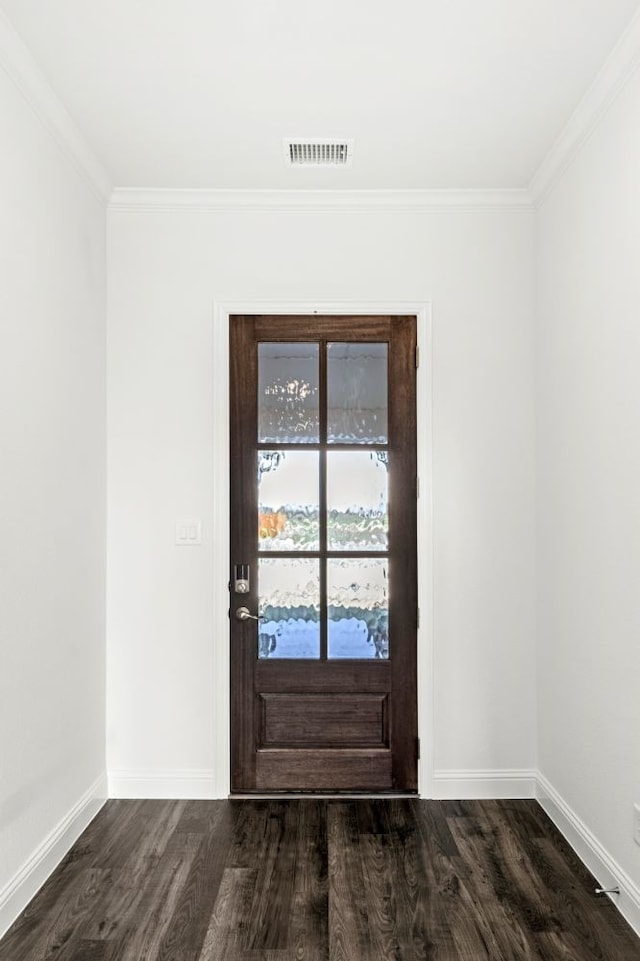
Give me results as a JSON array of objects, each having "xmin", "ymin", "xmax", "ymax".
[
  {"xmin": 537, "ymin": 772, "xmax": 640, "ymax": 938},
  {"xmin": 110, "ymin": 768, "xmax": 538, "ymax": 801},
  {"xmin": 0, "ymin": 772, "xmax": 107, "ymax": 940},
  {"xmin": 431, "ymin": 768, "xmax": 537, "ymax": 799},
  {"xmin": 108, "ymin": 769, "xmax": 219, "ymax": 799}
]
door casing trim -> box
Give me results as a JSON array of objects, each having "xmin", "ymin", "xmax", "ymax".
[{"xmin": 213, "ymin": 300, "xmax": 433, "ymax": 797}]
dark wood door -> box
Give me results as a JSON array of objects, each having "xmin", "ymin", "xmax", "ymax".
[{"xmin": 229, "ymin": 315, "xmax": 418, "ymax": 792}]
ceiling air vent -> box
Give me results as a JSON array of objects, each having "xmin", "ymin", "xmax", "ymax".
[{"xmin": 285, "ymin": 139, "xmax": 353, "ymax": 167}]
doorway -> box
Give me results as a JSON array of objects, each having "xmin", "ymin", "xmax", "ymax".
[{"xmin": 229, "ymin": 315, "xmax": 418, "ymax": 792}]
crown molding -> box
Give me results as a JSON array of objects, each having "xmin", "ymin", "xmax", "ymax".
[
  {"xmin": 0, "ymin": 9, "xmax": 112, "ymax": 203},
  {"xmin": 109, "ymin": 187, "xmax": 534, "ymax": 214},
  {"xmin": 529, "ymin": 7, "xmax": 640, "ymax": 208}
]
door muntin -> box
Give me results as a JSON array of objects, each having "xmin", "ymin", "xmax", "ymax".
[{"xmin": 255, "ymin": 339, "xmax": 390, "ymax": 663}]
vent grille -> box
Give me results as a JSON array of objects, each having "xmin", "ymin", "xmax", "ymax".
[{"xmin": 285, "ymin": 139, "xmax": 353, "ymax": 167}]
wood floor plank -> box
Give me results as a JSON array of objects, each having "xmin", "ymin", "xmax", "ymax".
[
  {"xmin": 327, "ymin": 802, "xmax": 371, "ymax": 961},
  {"xmin": 445, "ymin": 807, "xmax": 550, "ymax": 961},
  {"xmin": 81, "ymin": 800, "xmax": 188, "ymax": 942},
  {"xmin": 155, "ymin": 801, "xmax": 236, "ymax": 961},
  {"xmin": 114, "ymin": 832, "xmax": 202, "ymax": 961},
  {"xmin": 198, "ymin": 867, "xmax": 257, "ymax": 960},
  {"xmin": 289, "ymin": 799, "xmax": 329, "ymax": 961},
  {"xmin": 450, "ymin": 909, "xmax": 513, "ymax": 961},
  {"xmin": 380, "ymin": 799, "xmax": 450, "ymax": 960},
  {"xmin": 1, "ymin": 798, "xmax": 639, "ymax": 961},
  {"xmin": 0, "ymin": 867, "xmax": 112, "ymax": 961},
  {"xmin": 0, "ymin": 860, "xmax": 88, "ymax": 960},
  {"xmin": 357, "ymin": 826, "xmax": 406, "ymax": 959},
  {"xmin": 56, "ymin": 939, "xmax": 121, "ymax": 961},
  {"xmin": 226, "ymin": 800, "xmax": 271, "ymax": 870},
  {"xmin": 446, "ymin": 811, "xmax": 552, "ymax": 938},
  {"xmin": 244, "ymin": 801, "xmax": 300, "ymax": 951},
  {"xmin": 174, "ymin": 799, "xmax": 227, "ymax": 836},
  {"xmin": 86, "ymin": 799, "xmax": 153, "ymax": 870}
]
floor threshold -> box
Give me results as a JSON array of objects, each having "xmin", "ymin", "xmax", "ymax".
[{"xmin": 229, "ymin": 791, "xmax": 420, "ymax": 799}]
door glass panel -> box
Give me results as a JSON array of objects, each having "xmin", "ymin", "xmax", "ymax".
[
  {"xmin": 327, "ymin": 558, "xmax": 389, "ymax": 659},
  {"xmin": 258, "ymin": 451, "xmax": 319, "ymax": 551},
  {"xmin": 327, "ymin": 343, "xmax": 388, "ymax": 443},
  {"xmin": 327, "ymin": 451, "xmax": 388, "ymax": 551},
  {"xmin": 258, "ymin": 558, "xmax": 320, "ymax": 659},
  {"xmin": 258, "ymin": 343, "xmax": 319, "ymax": 443}
]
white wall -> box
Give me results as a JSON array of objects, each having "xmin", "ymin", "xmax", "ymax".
[
  {"xmin": 106, "ymin": 202, "xmax": 537, "ymax": 796},
  {"xmin": 536, "ymin": 67, "xmax": 640, "ymax": 896},
  {"xmin": 0, "ymin": 65, "xmax": 107, "ymax": 928}
]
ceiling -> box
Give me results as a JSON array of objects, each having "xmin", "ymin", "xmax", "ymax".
[{"xmin": 1, "ymin": 0, "xmax": 638, "ymax": 190}]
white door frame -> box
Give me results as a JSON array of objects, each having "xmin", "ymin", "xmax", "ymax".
[{"xmin": 212, "ymin": 300, "xmax": 433, "ymax": 797}]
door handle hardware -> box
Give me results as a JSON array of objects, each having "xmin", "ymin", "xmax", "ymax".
[{"xmin": 235, "ymin": 607, "xmax": 263, "ymax": 622}]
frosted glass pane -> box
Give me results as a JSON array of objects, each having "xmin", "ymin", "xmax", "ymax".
[
  {"xmin": 327, "ymin": 451, "xmax": 388, "ymax": 551},
  {"xmin": 258, "ymin": 451, "xmax": 319, "ymax": 551},
  {"xmin": 258, "ymin": 343, "xmax": 319, "ymax": 443},
  {"xmin": 327, "ymin": 559, "xmax": 389, "ymax": 659},
  {"xmin": 327, "ymin": 343, "xmax": 387, "ymax": 443},
  {"xmin": 258, "ymin": 558, "xmax": 320, "ymax": 659}
]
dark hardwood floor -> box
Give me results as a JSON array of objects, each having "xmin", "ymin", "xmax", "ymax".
[{"xmin": 1, "ymin": 798, "xmax": 638, "ymax": 960}]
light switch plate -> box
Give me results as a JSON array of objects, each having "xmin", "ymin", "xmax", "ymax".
[{"xmin": 175, "ymin": 518, "xmax": 202, "ymax": 546}]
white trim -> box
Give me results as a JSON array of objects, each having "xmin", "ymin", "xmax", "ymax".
[
  {"xmin": 108, "ymin": 769, "xmax": 217, "ymax": 799},
  {"xmin": 214, "ymin": 300, "xmax": 434, "ymax": 799},
  {"xmin": 432, "ymin": 769, "xmax": 537, "ymax": 800},
  {"xmin": 212, "ymin": 304, "xmax": 232, "ymax": 799},
  {"xmin": 110, "ymin": 187, "xmax": 533, "ymax": 214},
  {"xmin": 0, "ymin": 9, "xmax": 112, "ymax": 203},
  {"xmin": 0, "ymin": 773, "xmax": 107, "ymax": 939},
  {"xmin": 416, "ymin": 306, "xmax": 433, "ymax": 799},
  {"xmin": 537, "ymin": 772, "xmax": 640, "ymax": 938},
  {"xmin": 529, "ymin": 6, "xmax": 640, "ymax": 207}
]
